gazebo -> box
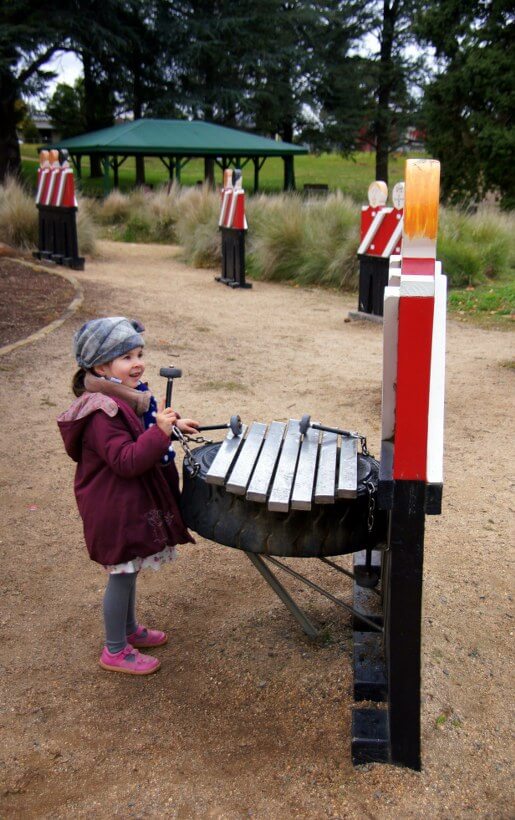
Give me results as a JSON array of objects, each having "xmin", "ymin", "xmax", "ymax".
[{"xmin": 52, "ymin": 119, "xmax": 308, "ymax": 194}]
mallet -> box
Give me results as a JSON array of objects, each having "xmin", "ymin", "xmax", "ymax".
[
  {"xmin": 159, "ymin": 367, "xmax": 243, "ymax": 437},
  {"xmin": 159, "ymin": 366, "xmax": 182, "ymax": 408},
  {"xmin": 197, "ymin": 415, "xmax": 243, "ymax": 436},
  {"xmin": 299, "ymin": 414, "xmax": 358, "ymax": 439}
]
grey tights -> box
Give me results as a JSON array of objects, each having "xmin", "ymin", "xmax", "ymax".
[{"xmin": 103, "ymin": 572, "xmax": 139, "ymax": 654}]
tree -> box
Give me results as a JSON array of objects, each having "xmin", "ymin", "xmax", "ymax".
[
  {"xmin": 365, "ymin": 0, "xmax": 423, "ymax": 185},
  {"xmin": 0, "ymin": 0, "xmax": 127, "ymax": 182},
  {"xmin": 417, "ymin": 0, "xmax": 515, "ymax": 209},
  {"xmin": 47, "ymin": 79, "xmax": 86, "ymax": 138},
  {"xmin": 0, "ymin": 0, "xmax": 75, "ymax": 180},
  {"xmin": 302, "ymin": 1, "xmax": 373, "ymax": 154}
]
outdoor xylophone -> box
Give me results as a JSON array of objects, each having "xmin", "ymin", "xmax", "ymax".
[
  {"xmin": 33, "ymin": 148, "xmax": 84, "ymax": 270},
  {"xmin": 175, "ymin": 158, "xmax": 446, "ymax": 772}
]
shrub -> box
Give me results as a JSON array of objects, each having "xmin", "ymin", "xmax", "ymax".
[
  {"xmin": 91, "ymin": 182, "xmax": 515, "ymax": 292},
  {"xmin": 95, "ymin": 189, "xmax": 135, "ymax": 225},
  {"xmin": 174, "ymin": 185, "xmax": 221, "ymax": 266},
  {"xmin": 247, "ymin": 192, "xmax": 359, "ymax": 289},
  {"xmin": 438, "ymin": 207, "xmax": 514, "ymax": 287},
  {"xmin": 76, "ymin": 195, "xmax": 97, "ymax": 255},
  {"xmin": 0, "ymin": 176, "xmax": 38, "ymax": 248}
]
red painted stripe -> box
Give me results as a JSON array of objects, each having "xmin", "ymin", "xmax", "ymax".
[
  {"xmin": 232, "ymin": 192, "xmax": 246, "ymax": 230},
  {"xmin": 401, "ymin": 257, "xmax": 435, "ymax": 276},
  {"xmin": 393, "ymin": 295, "xmax": 435, "ymax": 480}
]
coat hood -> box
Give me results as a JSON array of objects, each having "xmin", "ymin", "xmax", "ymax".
[{"xmin": 57, "ymin": 393, "xmax": 119, "ymax": 462}]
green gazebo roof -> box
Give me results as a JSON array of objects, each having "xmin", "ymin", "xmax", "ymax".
[{"xmin": 54, "ymin": 119, "xmax": 308, "ymax": 157}]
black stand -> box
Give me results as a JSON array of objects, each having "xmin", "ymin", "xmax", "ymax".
[
  {"xmin": 352, "ymin": 480, "xmax": 427, "ymax": 770},
  {"xmin": 33, "ymin": 205, "xmax": 85, "ymax": 271},
  {"xmin": 357, "ymin": 255, "xmax": 389, "ymax": 317},
  {"xmin": 215, "ymin": 228, "xmax": 251, "ymax": 289}
]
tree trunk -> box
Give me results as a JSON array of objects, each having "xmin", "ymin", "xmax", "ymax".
[
  {"xmin": 133, "ymin": 72, "xmax": 145, "ymax": 186},
  {"xmin": 374, "ymin": 0, "xmax": 398, "ymax": 185},
  {"xmin": 0, "ymin": 74, "xmax": 22, "ymax": 183},
  {"xmin": 82, "ymin": 51, "xmax": 112, "ymax": 178}
]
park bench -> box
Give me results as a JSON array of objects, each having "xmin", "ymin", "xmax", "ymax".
[{"xmin": 303, "ymin": 183, "xmax": 329, "ymax": 195}]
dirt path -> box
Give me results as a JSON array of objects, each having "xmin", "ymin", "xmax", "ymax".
[{"xmin": 1, "ymin": 241, "xmax": 513, "ymax": 818}]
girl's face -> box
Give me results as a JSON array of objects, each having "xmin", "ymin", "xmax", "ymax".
[{"xmin": 94, "ymin": 346, "xmax": 145, "ymax": 388}]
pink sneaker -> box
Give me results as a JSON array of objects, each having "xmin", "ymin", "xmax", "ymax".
[
  {"xmin": 126, "ymin": 625, "xmax": 168, "ymax": 648},
  {"xmin": 99, "ymin": 644, "xmax": 160, "ymax": 675}
]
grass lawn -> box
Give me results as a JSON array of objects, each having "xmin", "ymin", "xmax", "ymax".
[
  {"xmin": 20, "ymin": 143, "xmax": 410, "ymax": 200},
  {"xmin": 447, "ymin": 279, "xmax": 515, "ymax": 329}
]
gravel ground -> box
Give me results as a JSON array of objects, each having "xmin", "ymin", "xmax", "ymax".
[{"xmin": 0, "ymin": 241, "xmax": 513, "ymax": 818}]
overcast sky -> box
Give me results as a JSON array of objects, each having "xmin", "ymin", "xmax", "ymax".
[{"xmin": 46, "ymin": 51, "xmax": 83, "ymax": 94}]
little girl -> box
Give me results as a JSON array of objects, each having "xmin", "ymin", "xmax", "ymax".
[{"xmin": 58, "ymin": 317, "xmax": 199, "ymax": 675}]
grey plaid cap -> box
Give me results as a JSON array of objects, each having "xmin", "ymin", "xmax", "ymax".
[{"xmin": 74, "ymin": 317, "xmax": 145, "ymax": 370}]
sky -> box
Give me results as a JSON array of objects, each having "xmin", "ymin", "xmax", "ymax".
[{"xmin": 46, "ymin": 51, "xmax": 83, "ymax": 94}]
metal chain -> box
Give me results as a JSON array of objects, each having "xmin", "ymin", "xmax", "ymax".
[
  {"xmin": 172, "ymin": 426, "xmax": 206, "ymax": 477},
  {"xmin": 341, "ymin": 430, "xmax": 370, "ymax": 456},
  {"xmin": 366, "ymin": 479, "xmax": 376, "ymax": 533}
]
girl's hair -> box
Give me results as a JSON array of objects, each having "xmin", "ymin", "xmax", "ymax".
[{"xmin": 72, "ymin": 367, "xmax": 87, "ymax": 397}]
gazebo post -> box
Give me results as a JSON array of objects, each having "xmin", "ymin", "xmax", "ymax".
[
  {"xmin": 102, "ymin": 155, "xmax": 111, "ymax": 197},
  {"xmin": 176, "ymin": 156, "xmax": 182, "ymax": 184},
  {"xmin": 253, "ymin": 157, "xmax": 259, "ymax": 192},
  {"xmin": 75, "ymin": 155, "xmax": 82, "ymax": 180},
  {"xmin": 283, "ymin": 155, "xmax": 295, "ymax": 191},
  {"xmin": 204, "ymin": 156, "xmax": 215, "ymax": 188},
  {"xmin": 135, "ymin": 154, "xmax": 145, "ymax": 186},
  {"xmin": 113, "ymin": 157, "xmax": 119, "ymax": 189}
]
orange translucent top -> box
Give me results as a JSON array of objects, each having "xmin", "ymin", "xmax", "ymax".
[{"xmin": 404, "ymin": 159, "xmax": 440, "ymax": 240}]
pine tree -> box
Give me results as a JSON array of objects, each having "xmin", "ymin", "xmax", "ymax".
[{"xmin": 417, "ymin": 0, "xmax": 515, "ymax": 208}]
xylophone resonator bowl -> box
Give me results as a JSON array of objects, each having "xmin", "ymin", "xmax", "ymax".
[{"xmin": 181, "ymin": 442, "xmax": 387, "ymax": 558}]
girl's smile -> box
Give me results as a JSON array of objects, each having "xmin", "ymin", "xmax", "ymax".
[{"xmin": 94, "ymin": 347, "xmax": 145, "ymax": 387}]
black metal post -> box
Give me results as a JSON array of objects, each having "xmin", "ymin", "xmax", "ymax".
[{"xmin": 385, "ymin": 479, "xmax": 425, "ymax": 770}]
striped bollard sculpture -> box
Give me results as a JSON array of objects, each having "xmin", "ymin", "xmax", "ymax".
[
  {"xmin": 33, "ymin": 148, "xmax": 84, "ymax": 270},
  {"xmin": 215, "ymin": 168, "xmax": 251, "ymax": 289}
]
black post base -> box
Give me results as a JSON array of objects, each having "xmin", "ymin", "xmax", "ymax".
[
  {"xmin": 217, "ymin": 228, "xmax": 251, "ymax": 289},
  {"xmin": 351, "ymin": 709, "xmax": 389, "ymax": 765},
  {"xmin": 357, "ymin": 255, "xmax": 390, "ymax": 316},
  {"xmin": 350, "ymin": 477, "xmax": 429, "ymax": 771},
  {"xmin": 36, "ymin": 205, "xmax": 85, "ymax": 271}
]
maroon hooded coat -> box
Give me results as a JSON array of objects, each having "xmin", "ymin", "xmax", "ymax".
[{"xmin": 58, "ymin": 394, "xmax": 194, "ymax": 565}]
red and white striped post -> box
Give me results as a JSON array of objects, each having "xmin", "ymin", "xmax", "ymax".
[
  {"xmin": 352, "ymin": 159, "xmax": 447, "ymax": 770},
  {"xmin": 215, "ymin": 168, "xmax": 251, "ymax": 289},
  {"xmin": 384, "ymin": 159, "xmax": 446, "ymax": 768},
  {"xmin": 352, "ymin": 180, "xmax": 404, "ymax": 318}
]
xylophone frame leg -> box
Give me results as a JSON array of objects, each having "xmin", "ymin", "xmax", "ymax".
[{"xmin": 245, "ymin": 553, "xmax": 320, "ymax": 638}]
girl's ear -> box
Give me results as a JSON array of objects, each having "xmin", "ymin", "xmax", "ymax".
[{"xmin": 93, "ymin": 364, "xmax": 107, "ymax": 377}]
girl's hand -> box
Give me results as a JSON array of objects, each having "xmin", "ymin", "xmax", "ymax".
[
  {"xmin": 176, "ymin": 417, "xmax": 200, "ymax": 436},
  {"xmin": 156, "ymin": 400, "xmax": 178, "ymax": 437}
]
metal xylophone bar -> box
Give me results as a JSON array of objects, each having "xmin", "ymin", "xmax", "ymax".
[{"xmin": 205, "ymin": 419, "xmax": 359, "ymax": 510}]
